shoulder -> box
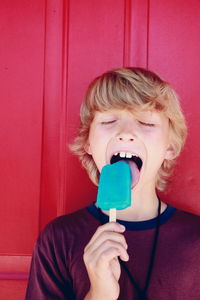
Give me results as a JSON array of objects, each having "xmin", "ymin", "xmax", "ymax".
[
  {"xmin": 37, "ymin": 205, "xmax": 99, "ymax": 248},
  {"xmin": 158, "ymin": 208, "xmax": 200, "ymax": 260},
  {"xmin": 167, "ymin": 208, "xmax": 200, "ymax": 242},
  {"xmin": 50, "ymin": 205, "xmax": 99, "ymax": 231},
  {"xmin": 172, "ymin": 209, "xmax": 200, "ymax": 228}
]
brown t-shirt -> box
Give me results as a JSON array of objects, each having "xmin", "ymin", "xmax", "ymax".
[{"xmin": 25, "ymin": 203, "xmax": 200, "ymax": 300}]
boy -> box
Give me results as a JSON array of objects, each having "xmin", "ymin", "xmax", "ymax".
[{"xmin": 26, "ymin": 67, "xmax": 200, "ymax": 300}]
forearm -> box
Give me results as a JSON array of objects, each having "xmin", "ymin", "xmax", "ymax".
[{"xmin": 84, "ymin": 289, "xmax": 117, "ymax": 300}]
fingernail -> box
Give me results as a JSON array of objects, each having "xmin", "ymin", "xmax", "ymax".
[{"xmin": 119, "ymin": 224, "xmax": 126, "ymax": 231}]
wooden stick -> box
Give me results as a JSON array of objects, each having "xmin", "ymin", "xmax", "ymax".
[{"xmin": 109, "ymin": 208, "xmax": 116, "ymax": 222}]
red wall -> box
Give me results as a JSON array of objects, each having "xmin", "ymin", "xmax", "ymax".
[{"xmin": 0, "ymin": 0, "xmax": 199, "ymax": 298}]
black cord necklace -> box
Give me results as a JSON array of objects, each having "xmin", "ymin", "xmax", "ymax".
[
  {"xmin": 119, "ymin": 197, "xmax": 161, "ymax": 300},
  {"xmin": 97, "ymin": 197, "xmax": 161, "ymax": 300}
]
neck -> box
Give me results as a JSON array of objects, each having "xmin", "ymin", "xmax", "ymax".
[{"xmin": 101, "ymin": 186, "xmax": 167, "ymax": 222}]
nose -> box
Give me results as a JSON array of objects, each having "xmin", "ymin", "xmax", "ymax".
[
  {"xmin": 116, "ymin": 125, "xmax": 135, "ymax": 142},
  {"xmin": 117, "ymin": 134, "xmax": 134, "ymax": 142}
]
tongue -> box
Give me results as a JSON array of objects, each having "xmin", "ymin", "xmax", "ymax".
[{"xmin": 126, "ymin": 160, "xmax": 140, "ymax": 188}]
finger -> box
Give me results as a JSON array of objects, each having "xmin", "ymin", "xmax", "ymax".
[
  {"xmin": 85, "ymin": 231, "xmax": 128, "ymax": 256},
  {"xmin": 85, "ymin": 222, "xmax": 126, "ymax": 251},
  {"xmin": 85, "ymin": 239, "xmax": 129, "ymax": 269}
]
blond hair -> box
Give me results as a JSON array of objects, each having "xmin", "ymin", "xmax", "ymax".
[{"xmin": 70, "ymin": 67, "xmax": 187, "ymax": 191}]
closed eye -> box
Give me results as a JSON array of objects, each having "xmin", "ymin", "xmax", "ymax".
[
  {"xmin": 101, "ymin": 120, "xmax": 116, "ymax": 125},
  {"xmin": 139, "ymin": 121, "xmax": 155, "ymax": 127}
]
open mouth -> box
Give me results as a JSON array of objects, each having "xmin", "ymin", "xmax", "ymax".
[
  {"xmin": 110, "ymin": 152, "xmax": 143, "ymax": 170},
  {"xmin": 110, "ymin": 152, "xmax": 143, "ymax": 188}
]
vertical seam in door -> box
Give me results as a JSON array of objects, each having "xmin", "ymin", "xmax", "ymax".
[
  {"xmin": 123, "ymin": 0, "xmax": 132, "ymax": 67},
  {"xmin": 58, "ymin": 0, "xmax": 70, "ymax": 216},
  {"xmin": 146, "ymin": 0, "xmax": 150, "ymax": 69},
  {"xmin": 38, "ymin": 0, "xmax": 48, "ymax": 233}
]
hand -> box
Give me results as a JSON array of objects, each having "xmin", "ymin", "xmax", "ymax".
[{"xmin": 83, "ymin": 222, "xmax": 129, "ymax": 300}]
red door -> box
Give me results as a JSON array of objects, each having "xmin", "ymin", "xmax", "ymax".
[{"xmin": 0, "ymin": 1, "xmax": 199, "ymax": 299}]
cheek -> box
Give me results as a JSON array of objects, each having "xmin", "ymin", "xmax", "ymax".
[
  {"xmin": 146, "ymin": 127, "xmax": 169, "ymax": 146},
  {"xmin": 145, "ymin": 131, "xmax": 169, "ymax": 162},
  {"xmin": 88, "ymin": 129, "xmax": 108, "ymax": 168},
  {"xmin": 89, "ymin": 129, "xmax": 106, "ymax": 151}
]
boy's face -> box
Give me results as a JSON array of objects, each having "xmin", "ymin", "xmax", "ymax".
[{"xmin": 86, "ymin": 108, "xmax": 175, "ymax": 189}]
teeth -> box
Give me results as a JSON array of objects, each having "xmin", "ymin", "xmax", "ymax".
[
  {"xmin": 119, "ymin": 152, "xmax": 126, "ymax": 158},
  {"xmin": 126, "ymin": 152, "xmax": 132, "ymax": 158},
  {"xmin": 114, "ymin": 152, "xmax": 138, "ymax": 158},
  {"xmin": 113, "ymin": 152, "xmax": 139, "ymax": 158},
  {"xmin": 111, "ymin": 151, "xmax": 142, "ymax": 170}
]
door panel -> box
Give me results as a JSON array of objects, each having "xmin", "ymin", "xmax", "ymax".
[
  {"xmin": 148, "ymin": 0, "xmax": 200, "ymax": 213},
  {"xmin": 0, "ymin": 0, "xmax": 45, "ymax": 298},
  {"xmin": 66, "ymin": 0, "xmax": 126, "ymax": 213}
]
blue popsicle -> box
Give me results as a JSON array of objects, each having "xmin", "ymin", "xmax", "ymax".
[{"xmin": 97, "ymin": 161, "xmax": 132, "ymax": 220}]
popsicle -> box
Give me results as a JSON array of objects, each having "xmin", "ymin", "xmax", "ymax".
[{"xmin": 96, "ymin": 160, "xmax": 132, "ymax": 222}]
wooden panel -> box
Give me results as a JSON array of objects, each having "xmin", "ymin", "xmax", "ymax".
[
  {"xmin": 0, "ymin": 0, "xmax": 45, "ymax": 254},
  {"xmin": 65, "ymin": 0, "xmax": 127, "ymax": 214},
  {"xmin": 129, "ymin": 0, "xmax": 149, "ymax": 67},
  {"xmin": 0, "ymin": 281, "xmax": 27, "ymax": 300},
  {"xmin": 0, "ymin": 256, "xmax": 29, "ymax": 298},
  {"xmin": 0, "ymin": 255, "xmax": 30, "ymax": 275},
  {"xmin": 39, "ymin": 0, "xmax": 69, "ymax": 229},
  {"xmin": 148, "ymin": 0, "xmax": 200, "ymax": 214},
  {"xmin": 0, "ymin": 0, "xmax": 45, "ymax": 298}
]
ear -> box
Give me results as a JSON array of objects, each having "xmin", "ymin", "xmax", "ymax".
[
  {"xmin": 84, "ymin": 141, "xmax": 92, "ymax": 155},
  {"xmin": 165, "ymin": 144, "xmax": 178, "ymax": 160}
]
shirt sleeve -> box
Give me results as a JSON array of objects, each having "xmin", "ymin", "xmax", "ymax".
[{"xmin": 25, "ymin": 222, "xmax": 76, "ymax": 300}]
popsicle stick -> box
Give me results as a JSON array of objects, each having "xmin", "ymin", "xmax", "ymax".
[{"xmin": 109, "ymin": 208, "xmax": 116, "ymax": 222}]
